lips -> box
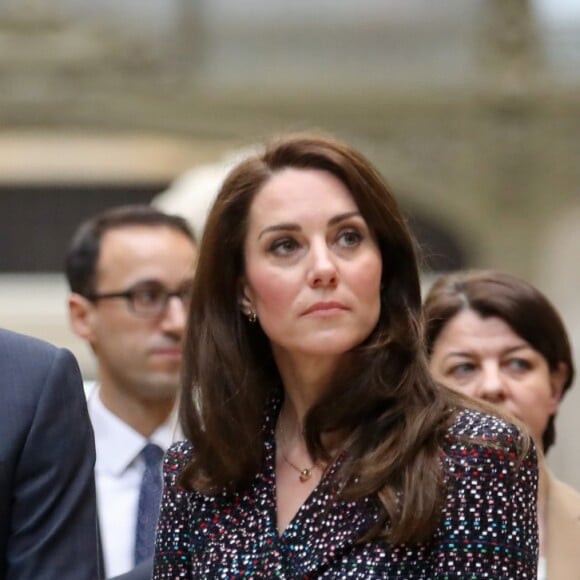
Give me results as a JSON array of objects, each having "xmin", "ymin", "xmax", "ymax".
[
  {"xmin": 151, "ymin": 347, "xmax": 182, "ymax": 358},
  {"xmin": 303, "ymin": 301, "xmax": 348, "ymax": 315}
]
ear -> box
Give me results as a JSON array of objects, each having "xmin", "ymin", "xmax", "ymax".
[
  {"xmin": 68, "ymin": 293, "xmax": 97, "ymax": 342},
  {"xmin": 547, "ymin": 362, "xmax": 567, "ymax": 414},
  {"xmin": 237, "ymin": 277, "xmax": 255, "ymax": 317}
]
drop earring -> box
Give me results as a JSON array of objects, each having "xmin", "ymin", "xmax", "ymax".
[{"xmin": 247, "ymin": 310, "xmax": 257, "ymax": 323}]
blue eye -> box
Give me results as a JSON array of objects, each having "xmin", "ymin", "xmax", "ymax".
[
  {"xmin": 269, "ymin": 237, "xmax": 298, "ymax": 256},
  {"xmin": 337, "ymin": 229, "xmax": 362, "ymax": 248},
  {"xmin": 506, "ymin": 358, "xmax": 531, "ymax": 372},
  {"xmin": 449, "ymin": 362, "xmax": 476, "ymax": 378}
]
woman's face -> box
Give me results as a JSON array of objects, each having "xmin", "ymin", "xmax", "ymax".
[
  {"xmin": 241, "ymin": 167, "xmax": 382, "ymax": 364},
  {"xmin": 429, "ymin": 308, "xmax": 565, "ymax": 447}
]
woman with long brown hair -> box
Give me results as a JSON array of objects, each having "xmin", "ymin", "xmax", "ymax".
[{"xmin": 153, "ymin": 134, "xmax": 538, "ymax": 578}]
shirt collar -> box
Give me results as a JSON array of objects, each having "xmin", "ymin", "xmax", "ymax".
[{"xmin": 87, "ymin": 385, "xmax": 181, "ymax": 476}]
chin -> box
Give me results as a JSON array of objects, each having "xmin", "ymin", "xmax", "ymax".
[
  {"xmin": 299, "ymin": 337, "xmax": 364, "ymax": 357},
  {"xmin": 145, "ymin": 390, "xmax": 179, "ymax": 404},
  {"xmin": 143, "ymin": 376, "xmax": 180, "ymax": 399}
]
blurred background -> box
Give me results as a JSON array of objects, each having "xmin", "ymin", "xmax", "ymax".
[{"xmin": 1, "ymin": 0, "xmax": 579, "ymax": 485}]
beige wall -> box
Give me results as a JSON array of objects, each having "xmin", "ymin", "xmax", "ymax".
[{"xmin": 537, "ymin": 209, "xmax": 580, "ymax": 486}]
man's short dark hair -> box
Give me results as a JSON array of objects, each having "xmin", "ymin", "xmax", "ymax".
[{"xmin": 65, "ymin": 205, "xmax": 196, "ymax": 297}]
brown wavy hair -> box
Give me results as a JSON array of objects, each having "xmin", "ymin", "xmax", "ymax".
[
  {"xmin": 424, "ymin": 269, "xmax": 575, "ymax": 453},
  {"xmin": 179, "ymin": 132, "xmax": 463, "ymax": 543}
]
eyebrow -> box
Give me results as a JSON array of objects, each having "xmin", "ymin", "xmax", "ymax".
[
  {"xmin": 442, "ymin": 344, "xmax": 532, "ymax": 362},
  {"xmin": 257, "ymin": 211, "xmax": 362, "ymax": 240},
  {"xmin": 125, "ymin": 277, "xmax": 194, "ymax": 290}
]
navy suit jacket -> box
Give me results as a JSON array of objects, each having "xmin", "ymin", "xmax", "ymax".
[
  {"xmin": 110, "ymin": 559, "xmax": 152, "ymax": 580},
  {"xmin": 0, "ymin": 328, "xmax": 101, "ymax": 579}
]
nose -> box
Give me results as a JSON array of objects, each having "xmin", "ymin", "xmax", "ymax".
[
  {"xmin": 160, "ymin": 295, "xmax": 187, "ymax": 335},
  {"xmin": 477, "ymin": 363, "xmax": 507, "ymax": 403},
  {"xmin": 307, "ymin": 242, "xmax": 339, "ymax": 288}
]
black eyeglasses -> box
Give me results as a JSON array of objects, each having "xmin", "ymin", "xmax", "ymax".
[{"xmin": 87, "ymin": 280, "xmax": 192, "ymax": 318}]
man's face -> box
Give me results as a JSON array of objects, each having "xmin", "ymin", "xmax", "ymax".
[{"xmin": 73, "ymin": 225, "xmax": 197, "ymax": 403}]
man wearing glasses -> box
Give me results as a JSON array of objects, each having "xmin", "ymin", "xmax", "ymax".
[{"xmin": 66, "ymin": 205, "xmax": 197, "ymax": 579}]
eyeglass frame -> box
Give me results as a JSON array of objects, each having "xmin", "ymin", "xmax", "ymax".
[{"xmin": 86, "ymin": 279, "xmax": 193, "ymax": 318}]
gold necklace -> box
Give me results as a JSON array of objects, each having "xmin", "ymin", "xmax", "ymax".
[
  {"xmin": 282, "ymin": 453, "xmax": 316, "ymax": 482},
  {"xmin": 277, "ymin": 420, "xmax": 317, "ymax": 482}
]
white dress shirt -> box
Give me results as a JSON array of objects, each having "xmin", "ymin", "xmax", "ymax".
[
  {"xmin": 86, "ymin": 385, "xmax": 182, "ymax": 578},
  {"xmin": 537, "ymin": 556, "xmax": 546, "ymax": 580}
]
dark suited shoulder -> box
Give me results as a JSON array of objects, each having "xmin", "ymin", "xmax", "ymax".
[
  {"xmin": 0, "ymin": 328, "xmax": 70, "ymax": 396},
  {"xmin": 0, "ymin": 328, "xmax": 101, "ymax": 580},
  {"xmin": 110, "ymin": 558, "xmax": 152, "ymax": 580}
]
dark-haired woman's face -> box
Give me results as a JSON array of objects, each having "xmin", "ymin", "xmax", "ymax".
[
  {"xmin": 241, "ymin": 167, "xmax": 382, "ymax": 367},
  {"xmin": 429, "ymin": 309, "xmax": 566, "ymax": 448}
]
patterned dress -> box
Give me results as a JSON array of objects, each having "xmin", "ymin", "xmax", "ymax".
[{"xmin": 153, "ymin": 399, "xmax": 538, "ymax": 579}]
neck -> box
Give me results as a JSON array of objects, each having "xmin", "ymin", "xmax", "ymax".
[
  {"xmin": 98, "ymin": 382, "xmax": 175, "ymax": 437},
  {"xmin": 273, "ymin": 348, "xmax": 340, "ymax": 424},
  {"xmin": 276, "ymin": 402, "xmax": 321, "ymax": 482},
  {"xmin": 275, "ymin": 369, "xmax": 344, "ymax": 478},
  {"xmin": 277, "ymin": 402, "xmax": 304, "ymax": 443}
]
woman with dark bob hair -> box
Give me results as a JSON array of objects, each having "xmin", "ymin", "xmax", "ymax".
[
  {"xmin": 425, "ymin": 269, "xmax": 579, "ymax": 580},
  {"xmin": 153, "ymin": 134, "xmax": 538, "ymax": 578}
]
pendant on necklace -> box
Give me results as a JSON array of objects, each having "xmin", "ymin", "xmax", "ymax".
[{"xmin": 299, "ymin": 468, "xmax": 312, "ymax": 482}]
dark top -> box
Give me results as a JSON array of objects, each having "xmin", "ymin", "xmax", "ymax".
[
  {"xmin": 153, "ymin": 398, "xmax": 538, "ymax": 579},
  {"xmin": 0, "ymin": 328, "xmax": 101, "ymax": 580},
  {"xmin": 110, "ymin": 558, "xmax": 153, "ymax": 580}
]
